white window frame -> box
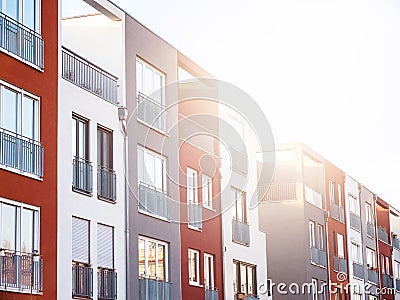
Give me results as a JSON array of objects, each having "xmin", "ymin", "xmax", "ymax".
[
  {"xmin": 329, "ymin": 180, "xmax": 335, "ymax": 203},
  {"xmin": 0, "ymin": 0, "xmax": 41, "ymax": 32},
  {"xmin": 136, "ymin": 57, "xmax": 165, "ymax": 105},
  {"xmin": 188, "ymin": 248, "xmax": 200, "ymax": 286},
  {"xmin": 137, "ymin": 146, "xmax": 167, "ymax": 192},
  {"xmin": 202, "ymin": 174, "xmax": 213, "ymax": 209},
  {"xmin": 138, "ymin": 236, "xmax": 168, "ymax": 281},
  {"xmin": 338, "ymin": 184, "xmax": 342, "ymax": 207},
  {"xmin": 337, "ymin": 233, "xmax": 344, "ymax": 258},
  {"xmin": 317, "ymin": 224, "xmax": 325, "ymax": 250},
  {"xmin": 187, "ymin": 167, "xmax": 198, "ymax": 204},
  {"xmin": 366, "ymin": 203, "xmax": 373, "ymax": 223},
  {"xmin": 309, "ymin": 221, "xmax": 316, "ymax": 247},
  {"xmin": 385, "ymin": 256, "xmax": 390, "ymax": 275},
  {"xmin": 0, "ymin": 81, "xmax": 40, "ymax": 141},
  {"xmin": 204, "ymin": 253, "xmax": 214, "ymax": 289},
  {"xmin": 232, "ymin": 188, "xmax": 246, "ymax": 223},
  {"xmin": 349, "ymin": 194, "xmax": 360, "ymax": 216},
  {"xmin": 394, "ymin": 260, "xmax": 400, "ymax": 279},
  {"xmin": 366, "ymin": 248, "xmax": 376, "ymax": 269},
  {"xmin": 351, "ymin": 243, "xmax": 363, "ymax": 264}
]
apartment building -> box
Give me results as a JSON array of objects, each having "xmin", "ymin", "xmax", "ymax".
[
  {"xmin": 0, "ymin": 0, "xmax": 58, "ymax": 299},
  {"xmin": 58, "ymin": 3, "xmax": 126, "ymax": 300},
  {"xmin": 389, "ymin": 206, "xmax": 400, "ymax": 298},
  {"xmin": 259, "ymin": 143, "xmax": 329, "ymax": 300}
]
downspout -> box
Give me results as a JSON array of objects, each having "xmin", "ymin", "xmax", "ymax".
[
  {"xmin": 373, "ymin": 193, "xmax": 382, "ymax": 296},
  {"xmin": 118, "ymin": 107, "xmax": 129, "ymax": 300}
]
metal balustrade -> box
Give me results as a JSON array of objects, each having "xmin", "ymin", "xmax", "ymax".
[
  {"xmin": 138, "ymin": 182, "xmax": 170, "ymax": 220},
  {"xmin": 62, "ymin": 48, "xmax": 118, "ymax": 104},
  {"xmin": 367, "ymin": 222, "xmax": 375, "ymax": 238},
  {"xmin": 350, "ymin": 213, "xmax": 361, "ymax": 231},
  {"xmin": 339, "ymin": 207, "xmax": 345, "ymax": 222},
  {"xmin": 0, "ymin": 128, "xmax": 43, "ymax": 177},
  {"xmin": 72, "ymin": 263, "xmax": 93, "ymax": 298},
  {"xmin": 368, "ymin": 269, "xmax": 379, "ymax": 285},
  {"xmin": 333, "ymin": 256, "xmax": 347, "ymax": 273},
  {"xmin": 188, "ymin": 202, "xmax": 202, "ymax": 229},
  {"xmin": 139, "ymin": 277, "xmax": 172, "ymax": 300},
  {"xmin": 0, "ymin": 252, "xmax": 42, "ymax": 292},
  {"xmin": 137, "ymin": 92, "xmax": 166, "ymax": 132},
  {"xmin": 382, "ymin": 274, "xmax": 393, "ymax": 288},
  {"xmin": 232, "ymin": 218, "xmax": 250, "ymax": 245},
  {"xmin": 353, "ymin": 262, "xmax": 364, "ymax": 279},
  {"xmin": 98, "ymin": 269, "xmax": 117, "ymax": 300},
  {"xmin": 330, "ymin": 202, "xmax": 339, "ymax": 220},
  {"xmin": 258, "ymin": 183, "xmax": 297, "ymax": 203},
  {"xmin": 97, "ymin": 167, "xmax": 116, "ymax": 202},
  {"xmin": 0, "ymin": 13, "xmax": 44, "ymax": 68},
  {"xmin": 205, "ymin": 288, "xmax": 218, "ymax": 300},
  {"xmin": 396, "ymin": 278, "xmax": 400, "ymax": 291},
  {"xmin": 310, "ymin": 247, "xmax": 327, "ymax": 267},
  {"xmin": 72, "ymin": 157, "xmax": 93, "ymax": 194},
  {"xmin": 378, "ymin": 226, "xmax": 389, "ymax": 243},
  {"xmin": 392, "ymin": 236, "xmax": 400, "ymax": 249}
]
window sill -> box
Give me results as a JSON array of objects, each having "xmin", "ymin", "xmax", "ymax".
[
  {"xmin": 189, "ymin": 282, "xmax": 203, "ymax": 288},
  {"xmin": 138, "ymin": 209, "xmax": 170, "ymax": 223},
  {"xmin": 188, "ymin": 225, "xmax": 202, "ymax": 232},
  {"xmin": 310, "ymin": 262, "xmax": 327, "ymax": 269},
  {"xmin": 137, "ymin": 119, "xmax": 169, "ymax": 136},
  {"xmin": 0, "ymin": 164, "xmax": 43, "ymax": 181},
  {"xmin": 0, "ymin": 47, "xmax": 44, "ymax": 72},
  {"xmin": 203, "ymin": 205, "xmax": 216, "ymax": 212},
  {"xmin": 98, "ymin": 196, "xmax": 117, "ymax": 204},
  {"xmin": 72, "ymin": 187, "xmax": 93, "ymax": 197},
  {"xmin": 0, "ymin": 286, "xmax": 42, "ymax": 295},
  {"xmin": 232, "ymin": 240, "xmax": 250, "ymax": 247}
]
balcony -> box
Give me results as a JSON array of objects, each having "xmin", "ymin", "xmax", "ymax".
[
  {"xmin": 333, "ymin": 256, "xmax": 347, "ymax": 273},
  {"xmin": 97, "ymin": 167, "xmax": 116, "ymax": 202},
  {"xmin": 310, "ymin": 247, "xmax": 327, "ymax": 267},
  {"xmin": 188, "ymin": 202, "xmax": 202, "ymax": 230},
  {"xmin": 138, "ymin": 182, "xmax": 170, "ymax": 220},
  {"xmin": 0, "ymin": 13, "xmax": 44, "ymax": 68},
  {"xmin": 392, "ymin": 235, "xmax": 400, "ymax": 250},
  {"xmin": 98, "ymin": 268, "xmax": 117, "ymax": 300},
  {"xmin": 137, "ymin": 92, "xmax": 166, "ymax": 132},
  {"xmin": 72, "ymin": 263, "xmax": 93, "ymax": 298},
  {"xmin": 353, "ymin": 262, "xmax": 364, "ymax": 279},
  {"xmin": 259, "ymin": 183, "xmax": 297, "ymax": 203},
  {"xmin": 367, "ymin": 222, "xmax": 375, "ymax": 238},
  {"xmin": 350, "ymin": 213, "xmax": 361, "ymax": 231},
  {"xmin": 378, "ymin": 226, "xmax": 389, "ymax": 243},
  {"xmin": 368, "ymin": 269, "xmax": 379, "ymax": 285},
  {"xmin": 72, "ymin": 157, "xmax": 93, "ymax": 195},
  {"xmin": 396, "ymin": 278, "xmax": 400, "ymax": 292},
  {"xmin": 330, "ymin": 202, "xmax": 339, "ymax": 220},
  {"xmin": 139, "ymin": 277, "xmax": 172, "ymax": 300},
  {"xmin": 62, "ymin": 48, "xmax": 118, "ymax": 104},
  {"xmin": 304, "ymin": 185, "xmax": 322, "ymax": 208},
  {"xmin": 339, "ymin": 207, "xmax": 345, "ymax": 222},
  {"xmin": 382, "ymin": 274, "xmax": 393, "ymax": 289},
  {"xmin": 0, "ymin": 251, "xmax": 42, "ymax": 292},
  {"xmin": 232, "ymin": 218, "xmax": 250, "ymax": 245},
  {"xmin": 205, "ymin": 288, "xmax": 218, "ymax": 300},
  {"xmin": 0, "ymin": 128, "xmax": 43, "ymax": 177}
]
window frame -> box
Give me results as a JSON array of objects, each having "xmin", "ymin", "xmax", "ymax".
[
  {"xmin": 328, "ymin": 180, "xmax": 335, "ymax": 204},
  {"xmin": 72, "ymin": 113, "xmax": 89, "ymax": 161},
  {"xmin": 204, "ymin": 253, "xmax": 214, "ymax": 289},
  {"xmin": 351, "ymin": 242, "xmax": 363, "ymax": 264},
  {"xmin": 137, "ymin": 145, "xmax": 167, "ymax": 193},
  {"xmin": 311, "ymin": 278, "xmax": 318, "ymax": 300},
  {"xmin": 138, "ymin": 236, "xmax": 168, "ymax": 282},
  {"xmin": 0, "ymin": 0, "xmax": 41, "ymax": 32},
  {"xmin": 136, "ymin": 57, "xmax": 166, "ymax": 105},
  {"xmin": 202, "ymin": 174, "xmax": 213, "ymax": 210},
  {"xmin": 188, "ymin": 248, "xmax": 200, "ymax": 286},
  {"xmin": 366, "ymin": 247, "xmax": 376, "ymax": 269},
  {"xmin": 337, "ymin": 233, "xmax": 344, "ymax": 258},
  {"xmin": 349, "ymin": 194, "xmax": 360, "ymax": 216},
  {"xmin": 309, "ymin": 221, "xmax": 316, "ymax": 248},
  {"xmin": 365, "ymin": 203, "xmax": 373, "ymax": 224},
  {"xmin": 233, "ymin": 260, "xmax": 257, "ymax": 297},
  {"xmin": 187, "ymin": 167, "xmax": 198, "ymax": 205},
  {"xmin": 232, "ymin": 187, "xmax": 246, "ymax": 223},
  {"xmin": 97, "ymin": 223, "xmax": 114, "ymax": 270},
  {"xmin": 97, "ymin": 125, "xmax": 113, "ymax": 170}
]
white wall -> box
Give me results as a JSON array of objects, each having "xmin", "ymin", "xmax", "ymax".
[{"xmin": 390, "ymin": 207, "xmax": 400, "ymax": 300}]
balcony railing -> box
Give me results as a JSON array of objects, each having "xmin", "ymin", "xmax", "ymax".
[
  {"xmin": 98, "ymin": 268, "xmax": 117, "ymax": 300},
  {"xmin": 232, "ymin": 218, "xmax": 250, "ymax": 245},
  {"xmin": 368, "ymin": 269, "xmax": 379, "ymax": 285},
  {"xmin": 310, "ymin": 247, "xmax": 327, "ymax": 267},
  {"xmin": 393, "ymin": 236, "xmax": 400, "ymax": 249},
  {"xmin": 396, "ymin": 278, "xmax": 400, "ymax": 292},
  {"xmin": 330, "ymin": 202, "xmax": 339, "ymax": 220},
  {"xmin": 188, "ymin": 202, "xmax": 202, "ymax": 229},
  {"xmin": 0, "ymin": 252, "xmax": 42, "ymax": 292},
  {"xmin": 0, "ymin": 128, "xmax": 43, "ymax": 177},
  {"xmin": 97, "ymin": 167, "xmax": 116, "ymax": 202},
  {"xmin": 72, "ymin": 157, "xmax": 93, "ymax": 194},
  {"xmin": 0, "ymin": 12, "xmax": 44, "ymax": 68},
  {"xmin": 378, "ymin": 226, "xmax": 389, "ymax": 243},
  {"xmin": 367, "ymin": 222, "xmax": 375, "ymax": 238},
  {"xmin": 353, "ymin": 262, "xmax": 364, "ymax": 279},
  {"xmin": 350, "ymin": 213, "xmax": 361, "ymax": 231},
  {"xmin": 304, "ymin": 185, "xmax": 323, "ymax": 208},
  {"xmin": 62, "ymin": 48, "xmax": 118, "ymax": 104},
  {"xmin": 138, "ymin": 182, "xmax": 170, "ymax": 220},
  {"xmin": 205, "ymin": 288, "xmax": 218, "ymax": 300},
  {"xmin": 72, "ymin": 263, "xmax": 93, "ymax": 298},
  {"xmin": 139, "ymin": 277, "xmax": 172, "ymax": 300},
  {"xmin": 333, "ymin": 256, "xmax": 347, "ymax": 273},
  {"xmin": 339, "ymin": 207, "xmax": 345, "ymax": 223},
  {"xmin": 258, "ymin": 183, "xmax": 297, "ymax": 203},
  {"xmin": 137, "ymin": 92, "xmax": 166, "ymax": 132},
  {"xmin": 382, "ymin": 274, "xmax": 393, "ymax": 288}
]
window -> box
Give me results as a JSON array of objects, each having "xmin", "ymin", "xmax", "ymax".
[
  {"xmin": 138, "ymin": 236, "xmax": 167, "ymax": 281},
  {"xmin": 351, "ymin": 243, "xmax": 362, "ymax": 264},
  {"xmin": 188, "ymin": 249, "xmax": 200, "ymax": 285},
  {"xmin": 97, "ymin": 224, "xmax": 114, "ymax": 269},
  {"xmin": 366, "ymin": 248, "xmax": 376, "ymax": 269},
  {"xmin": 338, "ymin": 184, "xmax": 342, "ymax": 207},
  {"xmin": 97, "ymin": 127, "xmax": 113, "ymax": 170},
  {"xmin": 72, "ymin": 217, "xmax": 90, "ymax": 264},
  {"xmin": 72, "ymin": 114, "xmax": 89, "ymax": 161},
  {"xmin": 137, "ymin": 146, "xmax": 167, "ymax": 192},
  {"xmin": 311, "ymin": 278, "xmax": 318, "ymax": 300},
  {"xmin": 329, "ymin": 180, "xmax": 335, "ymax": 203},
  {"xmin": 366, "ymin": 203, "xmax": 373, "ymax": 223},
  {"xmin": 386, "ymin": 256, "xmax": 390, "ymax": 275},
  {"xmin": 394, "ymin": 261, "xmax": 400, "ymax": 279},
  {"xmin": 187, "ymin": 168, "xmax": 198, "ymax": 204},
  {"xmin": 204, "ymin": 253, "xmax": 214, "ymax": 289},
  {"xmin": 337, "ymin": 233, "xmax": 344, "ymax": 258},
  {"xmin": 317, "ymin": 224, "xmax": 325, "ymax": 250},
  {"xmin": 202, "ymin": 175, "xmax": 213, "ymax": 209},
  {"xmin": 232, "ymin": 188, "xmax": 246, "ymax": 222},
  {"xmin": 233, "ymin": 261, "xmax": 257, "ymax": 297},
  {"xmin": 1, "ymin": 0, "xmax": 40, "ymax": 31},
  {"xmin": 349, "ymin": 194, "xmax": 360, "ymax": 216},
  {"xmin": 136, "ymin": 58, "xmax": 165, "ymax": 104},
  {"xmin": 309, "ymin": 221, "xmax": 316, "ymax": 247}
]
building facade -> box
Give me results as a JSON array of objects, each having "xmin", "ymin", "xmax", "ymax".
[{"xmin": 0, "ymin": 0, "xmax": 58, "ymax": 299}]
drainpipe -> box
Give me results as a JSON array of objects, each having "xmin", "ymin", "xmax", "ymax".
[
  {"xmin": 324, "ymin": 207, "xmax": 331, "ymax": 293},
  {"xmin": 373, "ymin": 193, "xmax": 382, "ymax": 297},
  {"xmin": 118, "ymin": 107, "xmax": 129, "ymax": 300}
]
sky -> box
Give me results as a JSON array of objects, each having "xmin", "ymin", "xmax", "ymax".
[{"xmin": 63, "ymin": 0, "xmax": 400, "ymax": 207}]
